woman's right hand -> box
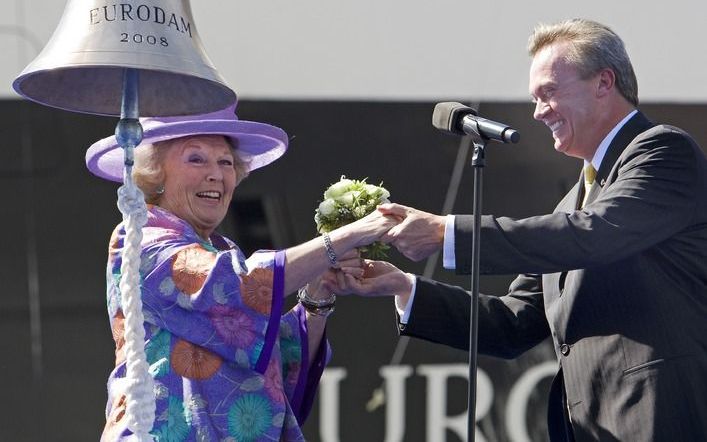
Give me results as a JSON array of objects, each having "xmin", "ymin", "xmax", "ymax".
[
  {"xmin": 306, "ymin": 250, "xmax": 362, "ymax": 301},
  {"xmin": 283, "ymin": 209, "xmax": 399, "ymax": 294},
  {"xmin": 335, "ymin": 259, "xmax": 413, "ymax": 299}
]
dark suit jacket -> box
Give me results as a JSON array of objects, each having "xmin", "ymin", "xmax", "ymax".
[{"xmin": 401, "ymin": 112, "xmax": 707, "ymax": 441}]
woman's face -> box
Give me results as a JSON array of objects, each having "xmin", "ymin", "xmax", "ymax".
[{"xmin": 158, "ymin": 135, "xmax": 238, "ymax": 239}]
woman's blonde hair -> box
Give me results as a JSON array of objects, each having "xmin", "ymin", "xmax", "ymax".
[{"xmin": 133, "ymin": 135, "xmax": 250, "ymax": 204}]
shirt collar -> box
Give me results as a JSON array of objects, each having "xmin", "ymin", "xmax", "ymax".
[{"xmin": 586, "ymin": 109, "xmax": 638, "ymax": 171}]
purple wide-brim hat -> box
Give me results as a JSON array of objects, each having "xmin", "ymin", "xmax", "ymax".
[{"xmin": 85, "ymin": 103, "xmax": 288, "ymax": 182}]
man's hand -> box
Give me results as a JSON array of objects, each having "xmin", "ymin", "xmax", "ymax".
[
  {"xmin": 337, "ymin": 207, "xmax": 402, "ymax": 249},
  {"xmin": 335, "ymin": 260, "xmax": 412, "ymax": 300},
  {"xmin": 378, "ymin": 203, "xmax": 446, "ymax": 261}
]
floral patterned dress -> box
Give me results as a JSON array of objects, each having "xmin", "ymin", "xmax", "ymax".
[{"xmin": 102, "ymin": 206, "xmax": 329, "ymax": 441}]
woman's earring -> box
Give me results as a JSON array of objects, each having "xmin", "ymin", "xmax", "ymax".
[{"xmin": 156, "ymin": 185, "xmax": 165, "ymax": 195}]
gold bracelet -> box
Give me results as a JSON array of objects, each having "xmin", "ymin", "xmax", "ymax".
[
  {"xmin": 297, "ymin": 287, "xmax": 335, "ymax": 308},
  {"xmin": 304, "ymin": 303, "xmax": 336, "ymax": 318},
  {"xmin": 298, "ymin": 288, "xmax": 335, "ymax": 317}
]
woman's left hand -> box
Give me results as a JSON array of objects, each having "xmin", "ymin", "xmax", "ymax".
[{"xmin": 338, "ymin": 209, "xmax": 402, "ymax": 249}]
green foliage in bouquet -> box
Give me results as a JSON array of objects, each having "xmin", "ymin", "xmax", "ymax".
[{"xmin": 314, "ymin": 176, "xmax": 391, "ymax": 258}]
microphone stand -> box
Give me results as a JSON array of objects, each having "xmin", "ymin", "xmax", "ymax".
[{"xmin": 467, "ymin": 135, "xmax": 486, "ymax": 442}]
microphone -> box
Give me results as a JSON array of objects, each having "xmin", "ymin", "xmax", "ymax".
[{"xmin": 432, "ymin": 102, "xmax": 520, "ymax": 144}]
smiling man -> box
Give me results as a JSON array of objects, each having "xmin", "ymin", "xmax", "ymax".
[
  {"xmin": 529, "ymin": 38, "xmax": 637, "ymax": 162},
  {"xmin": 338, "ymin": 19, "xmax": 707, "ymax": 442}
]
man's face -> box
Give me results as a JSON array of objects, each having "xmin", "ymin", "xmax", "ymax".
[{"xmin": 529, "ymin": 41, "xmax": 602, "ymax": 160}]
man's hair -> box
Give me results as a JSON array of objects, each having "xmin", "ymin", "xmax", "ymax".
[
  {"xmin": 528, "ymin": 18, "xmax": 638, "ymax": 106},
  {"xmin": 133, "ymin": 135, "xmax": 249, "ymax": 205}
]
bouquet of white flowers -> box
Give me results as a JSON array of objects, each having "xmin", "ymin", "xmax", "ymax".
[{"xmin": 314, "ymin": 175, "xmax": 391, "ymax": 258}]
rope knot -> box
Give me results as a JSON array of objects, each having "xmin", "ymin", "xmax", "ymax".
[{"xmin": 117, "ymin": 183, "xmax": 148, "ymax": 223}]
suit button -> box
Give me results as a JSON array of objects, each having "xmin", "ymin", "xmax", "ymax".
[
  {"xmin": 560, "ymin": 343, "xmax": 570, "ymax": 356},
  {"xmin": 399, "ymin": 323, "xmax": 406, "ymax": 332}
]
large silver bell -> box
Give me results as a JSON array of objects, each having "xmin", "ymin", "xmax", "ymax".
[{"xmin": 13, "ymin": 0, "xmax": 235, "ymax": 116}]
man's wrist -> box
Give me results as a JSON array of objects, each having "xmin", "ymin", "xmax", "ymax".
[
  {"xmin": 435, "ymin": 215, "xmax": 446, "ymax": 245},
  {"xmin": 442, "ymin": 215, "xmax": 456, "ymax": 269},
  {"xmin": 395, "ymin": 273, "xmax": 417, "ymax": 324}
]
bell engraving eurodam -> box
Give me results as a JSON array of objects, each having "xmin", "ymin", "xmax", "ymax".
[
  {"xmin": 13, "ymin": 0, "xmax": 235, "ymax": 116},
  {"xmin": 89, "ymin": 3, "xmax": 192, "ymax": 37}
]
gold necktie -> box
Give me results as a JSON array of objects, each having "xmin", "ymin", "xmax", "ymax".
[{"xmin": 582, "ymin": 164, "xmax": 597, "ymax": 207}]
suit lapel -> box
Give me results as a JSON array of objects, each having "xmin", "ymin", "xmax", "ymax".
[
  {"xmin": 575, "ymin": 172, "xmax": 585, "ymax": 210},
  {"xmin": 548, "ymin": 112, "xmax": 654, "ymax": 301},
  {"xmin": 583, "ymin": 111, "xmax": 654, "ymax": 206},
  {"xmin": 545, "ymin": 182, "xmax": 582, "ymax": 301}
]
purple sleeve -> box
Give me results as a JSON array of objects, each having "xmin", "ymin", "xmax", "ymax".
[
  {"xmin": 280, "ymin": 303, "xmax": 332, "ymax": 425},
  {"xmin": 107, "ymin": 210, "xmax": 286, "ymax": 373},
  {"xmin": 254, "ymin": 250, "xmax": 285, "ymax": 373}
]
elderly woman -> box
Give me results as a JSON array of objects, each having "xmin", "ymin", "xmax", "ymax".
[{"xmin": 85, "ymin": 105, "xmax": 395, "ymax": 441}]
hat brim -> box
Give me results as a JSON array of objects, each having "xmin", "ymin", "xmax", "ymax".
[{"xmin": 86, "ymin": 119, "xmax": 288, "ymax": 182}]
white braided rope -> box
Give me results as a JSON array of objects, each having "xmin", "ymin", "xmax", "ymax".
[{"xmin": 117, "ymin": 147, "xmax": 155, "ymax": 441}]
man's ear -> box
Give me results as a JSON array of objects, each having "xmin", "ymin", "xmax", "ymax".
[{"xmin": 596, "ymin": 68, "xmax": 616, "ymax": 97}]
